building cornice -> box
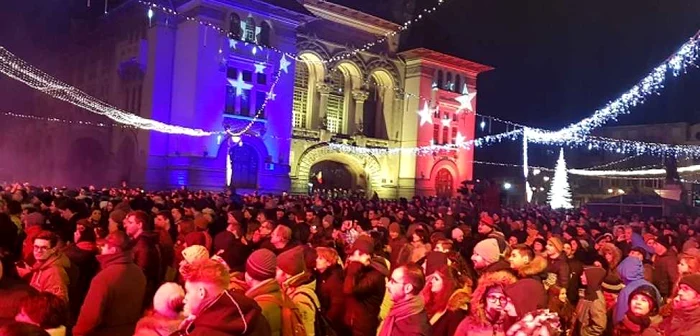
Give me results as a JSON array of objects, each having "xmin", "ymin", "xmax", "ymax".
[
  {"xmin": 301, "ymin": 0, "xmax": 401, "ymax": 37},
  {"xmin": 399, "ymin": 48, "xmax": 494, "ymax": 76}
]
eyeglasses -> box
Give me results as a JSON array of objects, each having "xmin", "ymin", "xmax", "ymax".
[
  {"xmin": 486, "ymin": 295, "xmax": 507, "ymax": 304},
  {"xmin": 33, "ymin": 245, "xmax": 51, "ymax": 252}
]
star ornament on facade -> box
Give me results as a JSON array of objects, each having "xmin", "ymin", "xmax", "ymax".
[
  {"xmin": 254, "ymin": 63, "xmax": 266, "ymax": 73},
  {"xmin": 455, "ymin": 84, "xmax": 476, "ymax": 113},
  {"xmin": 228, "ymin": 39, "xmax": 238, "ymax": 50},
  {"xmin": 227, "ymin": 73, "xmax": 253, "ymax": 96},
  {"xmin": 441, "ymin": 117, "xmax": 451, "ymax": 127},
  {"xmin": 417, "ymin": 102, "xmax": 433, "ymax": 126},
  {"xmin": 454, "ymin": 131, "xmax": 466, "ymax": 147},
  {"xmin": 266, "ymin": 91, "xmax": 276, "ymax": 101},
  {"xmin": 279, "ymin": 55, "xmax": 291, "ymax": 74}
]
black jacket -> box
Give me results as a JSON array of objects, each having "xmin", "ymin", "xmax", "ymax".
[
  {"xmin": 343, "ymin": 259, "xmax": 388, "ymax": 336},
  {"xmin": 129, "ymin": 231, "xmax": 162, "ymax": 309},
  {"xmin": 316, "ymin": 264, "xmax": 346, "ymax": 326}
]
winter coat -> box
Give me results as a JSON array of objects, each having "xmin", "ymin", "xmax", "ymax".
[
  {"xmin": 133, "ymin": 311, "xmax": 183, "ymax": 336},
  {"xmin": 156, "ymin": 228, "xmax": 175, "ymax": 280},
  {"xmin": 174, "ymin": 289, "xmax": 271, "ymax": 336},
  {"xmin": 398, "ymin": 242, "xmax": 431, "ymax": 265},
  {"xmin": 28, "ymin": 252, "xmax": 70, "ymax": 302},
  {"xmin": 515, "ymin": 255, "xmax": 548, "ymax": 282},
  {"xmin": 130, "ymin": 231, "xmax": 163, "ymax": 309},
  {"xmin": 651, "ymin": 249, "xmax": 679, "ymax": 299},
  {"xmin": 213, "ymin": 231, "xmax": 251, "ymax": 273},
  {"xmin": 316, "ymin": 263, "xmax": 346, "ymax": 326},
  {"xmin": 547, "ymin": 254, "xmax": 570, "ymax": 289},
  {"xmin": 614, "ymin": 257, "xmax": 660, "ymax": 324},
  {"xmin": 246, "ymin": 279, "xmax": 283, "ymax": 336},
  {"xmin": 454, "ymin": 271, "xmax": 517, "ymax": 336},
  {"xmin": 283, "ymin": 272, "xmax": 320, "ymax": 336},
  {"xmin": 428, "ymin": 286, "xmax": 470, "ymax": 336},
  {"xmin": 72, "ymin": 251, "xmax": 147, "ymax": 336},
  {"xmin": 479, "ymin": 259, "xmax": 514, "ymax": 276},
  {"xmin": 63, "ymin": 241, "xmax": 99, "ymax": 319},
  {"xmin": 378, "ymin": 296, "xmax": 430, "ymax": 336},
  {"xmin": 0, "ymin": 274, "xmax": 36, "ymax": 323},
  {"xmin": 343, "ymin": 259, "xmax": 388, "ymax": 336},
  {"xmin": 388, "ymin": 236, "xmax": 408, "ymax": 267},
  {"xmin": 572, "ymin": 267, "xmax": 607, "ymax": 336},
  {"xmin": 612, "ymin": 313, "xmax": 663, "ymax": 336},
  {"xmin": 505, "ymin": 278, "xmax": 548, "ymax": 318},
  {"xmin": 661, "ymin": 304, "xmax": 700, "ymax": 336},
  {"xmin": 567, "ymin": 256, "xmax": 585, "ymax": 305}
]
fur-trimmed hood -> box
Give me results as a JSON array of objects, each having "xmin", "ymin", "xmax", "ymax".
[
  {"xmin": 517, "ymin": 255, "xmax": 548, "ymax": 280},
  {"xmin": 447, "ymin": 285, "xmax": 472, "ymax": 312},
  {"xmin": 468, "ymin": 270, "xmax": 517, "ymax": 326},
  {"xmin": 134, "ymin": 311, "xmax": 183, "ymax": 336}
]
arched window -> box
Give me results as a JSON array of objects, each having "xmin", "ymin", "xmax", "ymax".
[
  {"xmin": 445, "ymin": 72, "xmax": 452, "ymax": 91},
  {"xmin": 327, "ymin": 70, "xmax": 345, "ymax": 133},
  {"xmin": 258, "ymin": 21, "xmax": 271, "ymax": 46},
  {"xmin": 292, "ymin": 62, "xmax": 309, "ymax": 128},
  {"xmin": 230, "ymin": 144, "xmax": 259, "ymax": 189},
  {"xmin": 435, "ymin": 168, "xmax": 454, "ymax": 197},
  {"xmin": 244, "ymin": 16, "xmax": 256, "ymax": 42},
  {"xmin": 442, "ymin": 126, "xmax": 449, "ymax": 144},
  {"xmin": 363, "ymin": 77, "xmax": 381, "ymax": 137},
  {"xmin": 436, "ymin": 70, "xmax": 444, "ymax": 90},
  {"xmin": 229, "ymin": 13, "xmax": 241, "ymax": 39},
  {"xmin": 454, "ymin": 74, "xmax": 461, "ymax": 93}
]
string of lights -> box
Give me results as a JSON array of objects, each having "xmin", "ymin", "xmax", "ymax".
[
  {"xmin": 0, "ymin": 46, "xmax": 283, "ymax": 137},
  {"xmin": 569, "ymin": 164, "xmax": 700, "ymax": 177},
  {"xmin": 1, "ymin": 111, "xmax": 138, "ymax": 130},
  {"xmin": 140, "ymin": 0, "xmax": 450, "ymax": 65},
  {"xmin": 527, "ymin": 30, "xmax": 700, "ymax": 142},
  {"xmin": 583, "ymin": 154, "xmax": 642, "ymax": 170}
]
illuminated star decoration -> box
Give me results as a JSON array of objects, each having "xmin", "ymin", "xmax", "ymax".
[
  {"xmin": 279, "ymin": 55, "xmax": 291, "ymax": 73},
  {"xmin": 228, "ymin": 39, "xmax": 238, "ymax": 49},
  {"xmin": 455, "ymin": 84, "xmax": 476, "ymax": 113},
  {"xmin": 417, "ymin": 102, "xmax": 433, "ymax": 126},
  {"xmin": 254, "ymin": 63, "xmax": 266, "ymax": 73},
  {"xmin": 266, "ymin": 91, "xmax": 276, "ymax": 101},
  {"xmin": 227, "ymin": 73, "xmax": 253, "ymax": 96},
  {"xmin": 441, "ymin": 117, "xmax": 451, "ymax": 127},
  {"xmin": 454, "ymin": 131, "xmax": 466, "ymax": 147}
]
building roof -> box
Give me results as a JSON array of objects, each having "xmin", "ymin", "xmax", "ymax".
[
  {"xmin": 257, "ymin": 0, "xmax": 313, "ymax": 16},
  {"xmin": 399, "ymin": 48, "xmax": 494, "ymax": 75},
  {"xmin": 301, "ymin": 0, "xmax": 401, "ymax": 32}
]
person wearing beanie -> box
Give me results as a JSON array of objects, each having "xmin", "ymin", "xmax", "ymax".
[
  {"xmin": 344, "ymin": 234, "xmax": 389, "ymax": 336},
  {"xmin": 244, "ymin": 249, "xmax": 284, "ymax": 336},
  {"xmin": 645, "ymin": 235, "xmax": 679, "ymax": 301},
  {"xmin": 614, "ymin": 257, "xmax": 661, "ymax": 324},
  {"xmin": 545, "ymin": 237, "xmax": 570, "ymax": 289},
  {"xmin": 275, "ymin": 246, "xmax": 319, "ymax": 335},
  {"xmin": 388, "ymin": 222, "xmax": 408, "ymax": 267},
  {"xmin": 571, "ymin": 266, "xmax": 607, "ymax": 336},
  {"xmin": 133, "ymin": 283, "xmax": 185, "ymax": 336},
  {"xmin": 472, "ymin": 238, "xmax": 510, "ymax": 274},
  {"xmin": 613, "ymin": 285, "xmax": 663, "ymax": 336},
  {"xmin": 477, "ymin": 212, "xmax": 496, "ymax": 238},
  {"xmin": 108, "ymin": 210, "xmax": 126, "ymax": 233},
  {"xmin": 663, "ymin": 274, "xmax": 700, "ymax": 335}
]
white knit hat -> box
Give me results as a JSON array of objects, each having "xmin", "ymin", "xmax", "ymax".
[{"xmin": 153, "ymin": 282, "xmax": 184, "ymax": 318}]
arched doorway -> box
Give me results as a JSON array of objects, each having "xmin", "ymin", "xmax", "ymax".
[
  {"xmin": 229, "ymin": 144, "xmax": 259, "ymax": 189},
  {"xmin": 308, "ymin": 160, "xmax": 366, "ymax": 193},
  {"xmin": 435, "ymin": 168, "xmax": 454, "ymax": 197}
]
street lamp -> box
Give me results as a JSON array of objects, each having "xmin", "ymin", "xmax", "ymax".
[
  {"xmin": 533, "ymin": 169, "xmax": 541, "ymax": 176},
  {"xmin": 607, "ymin": 188, "xmax": 614, "ymax": 194},
  {"xmin": 504, "ymin": 182, "xmax": 512, "ymax": 190},
  {"xmin": 618, "ymin": 189, "xmax": 625, "ymax": 194},
  {"xmin": 543, "ymin": 176, "xmax": 550, "ymax": 182}
]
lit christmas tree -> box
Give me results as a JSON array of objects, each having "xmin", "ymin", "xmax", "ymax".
[{"xmin": 548, "ymin": 148, "xmax": 573, "ymax": 209}]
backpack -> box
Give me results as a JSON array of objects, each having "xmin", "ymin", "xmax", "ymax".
[
  {"xmin": 257, "ymin": 293, "xmax": 306, "ymax": 336},
  {"xmin": 296, "ymin": 290, "xmax": 338, "ymax": 336}
]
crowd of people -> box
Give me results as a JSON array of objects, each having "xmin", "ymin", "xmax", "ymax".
[{"xmin": 0, "ymin": 183, "xmax": 699, "ymax": 336}]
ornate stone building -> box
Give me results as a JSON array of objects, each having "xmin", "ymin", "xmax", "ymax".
[{"xmin": 18, "ymin": 0, "xmax": 492, "ymax": 197}]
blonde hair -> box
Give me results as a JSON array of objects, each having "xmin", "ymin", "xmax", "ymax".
[
  {"xmin": 316, "ymin": 247, "xmax": 339, "ymax": 265},
  {"xmin": 180, "ymin": 259, "xmax": 230, "ymax": 290}
]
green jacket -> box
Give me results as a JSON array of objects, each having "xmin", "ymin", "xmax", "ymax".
[{"xmin": 246, "ymin": 279, "xmax": 283, "ymax": 336}]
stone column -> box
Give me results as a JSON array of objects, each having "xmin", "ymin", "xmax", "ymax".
[
  {"xmin": 315, "ymin": 82, "xmax": 331, "ymax": 130},
  {"xmin": 352, "ymin": 89, "xmax": 369, "ymax": 135}
]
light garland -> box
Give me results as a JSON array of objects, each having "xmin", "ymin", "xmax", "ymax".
[
  {"xmin": 1, "ymin": 111, "xmax": 137, "ymax": 130},
  {"xmin": 528, "ymin": 30, "xmax": 700, "ymax": 142},
  {"xmin": 140, "ymin": 0, "xmax": 450, "ymax": 65},
  {"xmin": 327, "ymin": 129, "xmax": 522, "ymax": 156},
  {"xmin": 0, "ymin": 46, "xmax": 283, "ymax": 137},
  {"xmin": 583, "ymin": 154, "xmax": 642, "ymax": 170},
  {"xmin": 570, "ymin": 164, "xmax": 700, "ymax": 177}
]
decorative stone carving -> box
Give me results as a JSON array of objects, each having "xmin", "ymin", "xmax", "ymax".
[
  {"xmin": 316, "ymin": 82, "xmax": 332, "ymax": 94},
  {"xmin": 352, "ymin": 89, "xmax": 369, "ymax": 102}
]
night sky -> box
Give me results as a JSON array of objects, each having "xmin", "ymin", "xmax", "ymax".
[{"xmin": 1, "ymin": 0, "xmax": 699, "ymax": 179}]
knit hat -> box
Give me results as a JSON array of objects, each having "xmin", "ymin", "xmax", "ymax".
[
  {"xmin": 389, "ymin": 222, "xmax": 401, "ymax": 234},
  {"xmin": 24, "ymin": 212, "xmax": 44, "ymax": 228},
  {"xmin": 547, "ymin": 237, "xmax": 564, "ymax": 254},
  {"xmin": 629, "ymin": 284, "xmax": 660, "ymax": 315},
  {"xmin": 109, "ymin": 209, "xmax": 127, "ymax": 224},
  {"xmin": 424, "ymin": 252, "xmax": 449, "ymax": 276},
  {"xmin": 351, "ymin": 236, "xmax": 375, "ymax": 255},
  {"xmin": 473, "ymin": 238, "xmax": 500, "ymax": 265},
  {"xmin": 246, "ymin": 249, "xmax": 277, "ymax": 281},
  {"xmin": 182, "ymin": 245, "xmax": 209, "ymax": 264},
  {"xmin": 595, "ymin": 233, "xmax": 614, "ymax": 245},
  {"xmin": 277, "ymin": 246, "xmax": 306, "ymax": 276},
  {"xmin": 153, "ymin": 282, "xmax": 185, "ymax": 318},
  {"xmin": 479, "ymin": 213, "xmax": 495, "ymax": 227},
  {"xmin": 679, "ymin": 273, "xmax": 700, "ymax": 294}
]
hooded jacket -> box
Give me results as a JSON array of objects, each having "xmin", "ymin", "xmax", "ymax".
[
  {"xmin": 283, "ymin": 272, "xmax": 320, "ymax": 336},
  {"xmin": 63, "ymin": 241, "xmax": 99, "ymax": 319},
  {"xmin": 133, "ymin": 311, "xmax": 183, "ymax": 336},
  {"xmin": 245, "ymin": 279, "xmax": 283, "ymax": 336},
  {"xmin": 573, "ymin": 267, "xmax": 607, "ymax": 336},
  {"xmin": 427, "ymin": 284, "xmax": 471, "ymax": 336},
  {"xmin": 614, "ymin": 257, "xmax": 660, "ymax": 324},
  {"xmin": 130, "ymin": 231, "xmax": 163, "ymax": 309},
  {"xmin": 175, "ymin": 290, "xmax": 271, "ymax": 336},
  {"xmin": 505, "ymin": 278, "xmax": 547, "ymax": 319},
  {"xmin": 315, "ymin": 263, "xmax": 345, "ymax": 326},
  {"xmin": 661, "ymin": 303, "xmax": 700, "ymax": 336},
  {"xmin": 454, "ymin": 270, "xmax": 517, "ymax": 336},
  {"xmin": 651, "ymin": 248, "xmax": 679, "ymax": 299},
  {"xmin": 73, "ymin": 251, "xmax": 147, "ymax": 336},
  {"xmin": 515, "ymin": 255, "xmax": 548, "ymax": 282},
  {"xmin": 343, "ymin": 258, "xmax": 388, "ymax": 336},
  {"xmin": 29, "ymin": 252, "xmax": 70, "ymax": 302}
]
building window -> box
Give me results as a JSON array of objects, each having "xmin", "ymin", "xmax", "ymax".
[
  {"xmin": 292, "ymin": 62, "xmax": 309, "ymax": 128},
  {"xmin": 240, "ymin": 89, "xmax": 252, "ymax": 116},
  {"xmin": 227, "ymin": 68, "xmax": 238, "ymax": 78},
  {"xmin": 229, "ymin": 13, "xmax": 241, "ymax": 39},
  {"xmin": 445, "ymin": 72, "xmax": 452, "ymax": 91},
  {"xmin": 452, "ymin": 127, "xmax": 457, "ymax": 143},
  {"xmin": 327, "ymin": 70, "xmax": 345, "ymax": 133},
  {"xmin": 436, "ymin": 70, "xmax": 444, "ymax": 90},
  {"xmin": 257, "ymin": 73, "xmax": 266, "ymax": 85},
  {"xmin": 454, "ymin": 74, "xmax": 461, "ymax": 93},
  {"xmin": 259, "ymin": 21, "xmax": 271, "ymax": 46},
  {"xmin": 225, "ymin": 86, "xmax": 236, "ymax": 114},
  {"xmin": 244, "ymin": 17, "xmax": 256, "ymax": 42},
  {"xmin": 433, "ymin": 125, "xmax": 440, "ymax": 143},
  {"xmin": 435, "ymin": 168, "xmax": 453, "ymax": 197},
  {"xmin": 242, "ymin": 70, "xmax": 252, "ymax": 82},
  {"xmin": 442, "ymin": 127, "xmax": 449, "ymax": 144}
]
